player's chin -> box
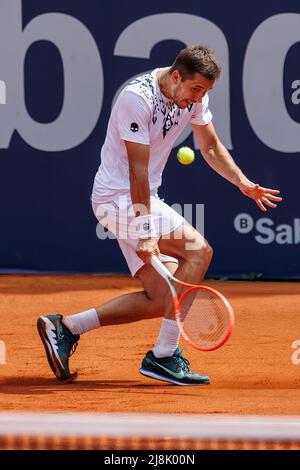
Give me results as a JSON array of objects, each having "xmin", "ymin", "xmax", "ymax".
[{"xmin": 177, "ymin": 99, "xmax": 189, "ymax": 109}]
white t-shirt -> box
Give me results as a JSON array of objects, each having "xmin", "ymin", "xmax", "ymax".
[{"xmin": 92, "ymin": 68, "xmax": 212, "ymax": 203}]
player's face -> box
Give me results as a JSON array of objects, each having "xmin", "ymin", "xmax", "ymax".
[{"xmin": 172, "ymin": 72, "xmax": 215, "ymax": 109}]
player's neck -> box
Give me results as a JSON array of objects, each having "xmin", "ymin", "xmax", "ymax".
[{"xmin": 157, "ymin": 68, "xmax": 173, "ymax": 101}]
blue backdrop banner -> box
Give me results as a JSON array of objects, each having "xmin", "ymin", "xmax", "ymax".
[{"xmin": 0, "ymin": 0, "xmax": 299, "ymax": 278}]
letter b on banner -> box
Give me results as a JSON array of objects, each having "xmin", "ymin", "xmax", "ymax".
[{"xmin": 0, "ymin": 0, "xmax": 103, "ymax": 151}]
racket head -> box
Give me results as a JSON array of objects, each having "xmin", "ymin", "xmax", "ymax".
[{"xmin": 176, "ymin": 285, "xmax": 235, "ymax": 351}]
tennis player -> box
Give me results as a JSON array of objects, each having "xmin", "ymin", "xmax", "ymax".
[{"xmin": 37, "ymin": 45, "xmax": 282, "ymax": 385}]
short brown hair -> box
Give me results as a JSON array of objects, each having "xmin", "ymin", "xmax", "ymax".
[{"xmin": 169, "ymin": 45, "xmax": 221, "ymax": 82}]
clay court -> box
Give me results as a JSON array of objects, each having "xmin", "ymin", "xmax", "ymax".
[{"xmin": 1, "ymin": 275, "xmax": 300, "ymax": 416}]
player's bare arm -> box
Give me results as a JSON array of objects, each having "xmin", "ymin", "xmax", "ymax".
[
  {"xmin": 124, "ymin": 140, "xmax": 160, "ymax": 262},
  {"xmin": 192, "ymin": 122, "xmax": 282, "ymax": 212}
]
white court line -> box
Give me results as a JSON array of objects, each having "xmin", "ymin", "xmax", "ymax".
[{"xmin": 0, "ymin": 413, "xmax": 300, "ymax": 441}]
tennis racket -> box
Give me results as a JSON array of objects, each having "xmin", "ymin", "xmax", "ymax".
[{"xmin": 151, "ymin": 255, "xmax": 234, "ymax": 351}]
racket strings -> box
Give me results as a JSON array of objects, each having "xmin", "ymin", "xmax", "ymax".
[{"xmin": 179, "ymin": 290, "xmax": 232, "ymax": 350}]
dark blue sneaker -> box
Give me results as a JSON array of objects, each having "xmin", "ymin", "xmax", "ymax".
[
  {"xmin": 139, "ymin": 347, "xmax": 210, "ymax": 386},
  {"xmin": 37, "ymin": 314, "xmax": 79, "ymax": 382}
]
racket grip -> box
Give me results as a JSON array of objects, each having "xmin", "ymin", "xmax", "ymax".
[{"xmin": 151, "ymin": 255, "xmax": 171, "ymax": 280}]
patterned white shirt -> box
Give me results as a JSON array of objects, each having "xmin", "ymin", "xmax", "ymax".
[{"xmin": 92, "ymin": 68, "xmax": 212, "ymax": 203}]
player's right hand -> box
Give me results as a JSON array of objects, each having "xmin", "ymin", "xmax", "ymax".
[{"xmin": 136, "ymin": 238, "xmax": 160, "ymax": 264}]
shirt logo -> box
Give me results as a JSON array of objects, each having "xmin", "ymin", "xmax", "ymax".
[
  {"xmin": 130, "ymin": 122, "xmax": 139, "ymax": 132},
  {"xmin": 143, "ymin": 222, "xmax": 150, "ymax": 231}
]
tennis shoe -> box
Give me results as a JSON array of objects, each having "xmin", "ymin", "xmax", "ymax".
[
  {"xmin": 139, "ymin": 347, "xmax": 210, "ymax": 385},
  {"xmin": 37, "ymin": 314, "xmax": 79, "ymax": 382}
]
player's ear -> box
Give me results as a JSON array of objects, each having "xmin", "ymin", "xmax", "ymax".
[{"xmin": 172, "ymin": 70, "xmax": 181, "ymax": 85}]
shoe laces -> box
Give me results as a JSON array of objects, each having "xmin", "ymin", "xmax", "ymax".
[
  {"xmin": 175, "ymin": 353, "xmax": 191, "ymax": 373},
  {"xmin": 69, "ymin": 341, "xmax": 78, "ymax": 357}
]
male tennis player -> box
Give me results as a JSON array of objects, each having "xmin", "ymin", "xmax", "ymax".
[{"xmin": 37, "ymin": 45, "xmax": 282, "ymax": 385}]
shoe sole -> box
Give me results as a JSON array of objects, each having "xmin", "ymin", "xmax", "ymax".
[
  {"xmin": 139, "ymin": 368, "xmax": 210, "ymax": 386},
  {"xmin": 57, "ymin": 371, "xmax": 78, "ymax": 384},
  {"xmin": 37, "ymin": 316, "xmax": 70, "ymax": 381}
]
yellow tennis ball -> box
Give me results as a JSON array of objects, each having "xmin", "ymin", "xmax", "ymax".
[{"xmin": 177, "ymin": 146, "xmax": 195, "ymax": 165}]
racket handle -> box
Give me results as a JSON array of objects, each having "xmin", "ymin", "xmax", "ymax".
[{"xmin": 151, "ymin": 255, "xmax": 171, "ymax": 280}]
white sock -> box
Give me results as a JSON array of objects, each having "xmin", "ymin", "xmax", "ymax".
[
  {"xmin": 62, "ymin": 308, "xmax": 100, "ymax": 335},
  {"xmin": 152, "ymin": 318, "xmax": 180, "ymax": 358}
]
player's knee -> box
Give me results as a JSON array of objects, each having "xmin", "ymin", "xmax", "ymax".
[
  {"xmin": 186, "ymin": 241, "xmax": 213, "ymax": 267},
  {"xmin": 200, "ymin": 241, "xmax": 213, "ymax": 265},
  {"xmin": 202, "ymin": 242, "xmax": 213, "ymax": 263}
]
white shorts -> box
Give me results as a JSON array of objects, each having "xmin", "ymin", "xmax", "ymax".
[{"xmin": 92, "ymin": 194, "xmax": 184, "ymax": 276}]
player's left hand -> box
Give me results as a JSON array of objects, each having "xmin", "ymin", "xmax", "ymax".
[{"xmin": 239, "ymin": 181, "xmax": 282, "ymax": 212}]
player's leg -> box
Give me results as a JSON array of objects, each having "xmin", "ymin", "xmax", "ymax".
[
  {"xmin": 138, "ymin": 200, "xmax": 212, "ymax": 385},
  {"xmin": 137, "ymin": 221, "xmax": 212, "ymax": 340},
  {"xmin": 97, "ymin": 260, "xmax": 178, "ymax": 326},
  {"xmin": 159, "ymin": 221, "xmax": 213, "ymax": 301},
  {"xmin": 36, "ymin": 260, "xmax": 177, "ymax": 382},
  {"xmin": 139, "ymin": 226, "xmax": 212, "ymax": 385}
]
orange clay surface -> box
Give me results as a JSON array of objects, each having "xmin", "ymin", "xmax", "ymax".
[{"xmin": 0, "ymin": 275, "xmax": 300, "ymax": 415}]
